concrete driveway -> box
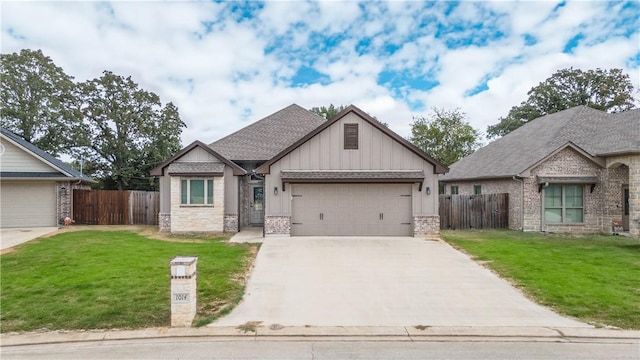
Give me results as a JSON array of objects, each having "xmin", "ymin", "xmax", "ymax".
[
  {"xmin": 1, "ymin": 227, "xmax": 59, "ymax": 251},
  {"xmin": 212, "ymin": 237, "xmax": 591, "ymax": 328}
]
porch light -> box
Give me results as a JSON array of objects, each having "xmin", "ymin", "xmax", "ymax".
[
  {"xmin": 425, "ymin": 186, "xmax": 431, "ymax": 195},
  {"xmin": 59, "ymin": 186, "xmax": 68, "ymax": 196},
  {"xmin": 273, "ymin": 186, "xmax": 278, "ymax": 195}
]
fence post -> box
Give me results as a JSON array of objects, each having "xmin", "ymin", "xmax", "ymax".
[{"xmin": 169, "ymin": 256, "xmax": 198, "ymax": 327}]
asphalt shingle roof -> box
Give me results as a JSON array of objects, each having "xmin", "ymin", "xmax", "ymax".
[
  {"xmin": 167, "ymin": 162, "xmax": 225, "ymax": 175},
  {"xmin": 280, "ymin": 170, "xmax": 425, "ymax": 181},
  {"xmin": 209, "ymin": 104, "xmax": 326, "ymax": 162},
  {"xmin": 0, "ymin": 127, "xmax": 93, "ymax": 181},
  {"xmin": 441, "ymin": 106, "xmax": 640, "ymax": 181}
]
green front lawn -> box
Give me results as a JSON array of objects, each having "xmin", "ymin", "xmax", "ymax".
[
  {"xmin": 441, "ymin": 230, "xmax": 640, "ymax": 329},
  {"xmin": 0, "ymin": 230, "xmax": 256, "ymax": 333}
]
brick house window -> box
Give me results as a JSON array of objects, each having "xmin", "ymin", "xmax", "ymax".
[
  {"xmin": 474, "ymin": 185, "xmax": 482, "ymax": 194},
  {"xmin": 451, "ymin": 185, "xmax": 459, "ymax": 194},
  {"xmin": 344, "ymin": 123, "xmax": 358, "ymax": 149},
  {"xmin": 544, "ymin": 184, "xmax": 583, "ymax": 223},
  {"xmin": 181, "ymin": 179, "xmax": 214, "ymax": 205}
]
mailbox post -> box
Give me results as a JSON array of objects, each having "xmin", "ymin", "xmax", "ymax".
[{"xmin": 169, "ymin": 256, "xmax": 198, "ymax": 327}]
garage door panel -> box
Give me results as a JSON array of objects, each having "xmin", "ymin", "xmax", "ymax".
[
  {"xmin": 291, "ymin": 183, "xmax": 412, "ymax": 236},
  {"xmin": 1, "ymin": 182, "xmax": 57, "ymax": 227}
]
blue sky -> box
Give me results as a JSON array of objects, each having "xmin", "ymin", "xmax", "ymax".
[{"xmin": 2, "ymin": 1, "xmax": 639, "ymax": 146}]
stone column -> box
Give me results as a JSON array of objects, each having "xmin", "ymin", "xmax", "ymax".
[
  {"xmin": 169, "ymin": 256, "xmax": 198, "ymax": 327},
  {"xmin": 629, "ymin": 155, "xmax": 640, "ymax": 238}
]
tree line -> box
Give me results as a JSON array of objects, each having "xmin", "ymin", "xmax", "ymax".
[
  {"xmin": 407, "ymin": 67, "xmax": 636, "ymax": 166},
  {"xmin": 2, "ymin": 49, "xmax": 636, "ymax": 190},
  {"xmin": 0, "ymin": 49, "xmax": 185, "ymax": 190}
]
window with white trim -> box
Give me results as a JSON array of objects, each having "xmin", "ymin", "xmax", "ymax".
[
  {"xmin": 544, "ymin": 184, "xmax": 583, "ymax": 223},
  {"xmin": 181, "ymin": 179, "xmax": 214, "ymax": 205}
]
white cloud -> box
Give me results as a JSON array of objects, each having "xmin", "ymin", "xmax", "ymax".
[{"xmin": 2, "ymin": 0, "xmax": 638, "ymax": 151}]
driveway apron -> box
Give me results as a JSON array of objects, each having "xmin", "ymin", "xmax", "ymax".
[{"xmin": 212, "ymin": 237, "xmax": 591, "ymax": 328}]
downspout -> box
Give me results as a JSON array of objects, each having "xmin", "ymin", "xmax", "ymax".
[{"xmin": 513, "ymin": 176, "xmax": 524, "ymax": 231}]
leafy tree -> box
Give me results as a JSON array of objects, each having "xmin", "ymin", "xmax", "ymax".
[
  {"xmin": 310, "ymin": 104, "xmax": 347, "ymax": 120},
  {"xmin": 487, "ymin": 68, "xmax": 637, "ymax": 138},
  {"xmin": 310, "ymin": 103, "xmax": 389, "ymax": 126},
  {"xmin": 410, "ymin": 108, "xmax": 481, "ymax": 166},
  {"xmin": 0, "ymin": 49, "xmax": 78, "ymax": 155},
  {"xmin": 72, "ymin": 71, "xmax": 185, "ymax": 190}
]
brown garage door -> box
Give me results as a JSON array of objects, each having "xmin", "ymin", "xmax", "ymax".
[
  {"xmin": 291, "ymin": 183, "xmax": 412, "ymax": 236},
  {"xmin": 0, "ymin": 181, "xmax": 57, "ymax": 227}
]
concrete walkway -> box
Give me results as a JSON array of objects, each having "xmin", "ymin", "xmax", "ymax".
[
  {"xmin": 0, "ymin": 227, "xmax": 59, "ymax": 251},
  {"xmin": 212, "ymin": 237, "xmax": 592, "ymax": 328},
  {"xmin": 229, "ymin": 227, "xmax": 264, "ymax": 243}
]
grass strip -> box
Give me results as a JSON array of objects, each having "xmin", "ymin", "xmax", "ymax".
[
  {"xmin": 441, "ymin": 230, "xmax": 640, "ymax": 329},
  {"xmin": 1, "ymin": 230, "xmax": 256, "ymax": 332}
]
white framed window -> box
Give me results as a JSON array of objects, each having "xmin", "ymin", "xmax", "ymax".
[
  {"xmin": 544, "ymin": 184, "xmax": 583, "ymax": 223},
  {"xmin": 181, "ymin": 178, "xmax": 214, "ymax": 205}
]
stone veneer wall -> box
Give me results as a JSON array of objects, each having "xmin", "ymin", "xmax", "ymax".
[
  {"xmin": 607, "ymin": 154, "xmax": 639, "ymax": 237},
  {"xmin": 170, "ymin": 176, "xmax": 225, "ymax": 232},
  {"xmin": 413, "ymin": 215, "xmax": 440, "ymax": 236},
  {"xmin": 264, "ymin": 215, "xmax": 290, "ymax": 236},
  {"xmin": 239, "ymin": 175, "xmax": 251, "ymax": 228},
  {"xmin": 159, "ymin": 213, "xmax": 171, "ymax": 232},
  {"xmin": 629, "ymin": 155, "xmax": 640, "ymax": 237},
  {"xmin": 443, "ymin": 178, "xmax": 522, "ymax": 230},
  {"xmin": 224, "ymin": 214, "xmax": 239, "ymax": 233},
  {"xmin": 57, "ymin": 181, "xmax": 91, "ymax": 225}
]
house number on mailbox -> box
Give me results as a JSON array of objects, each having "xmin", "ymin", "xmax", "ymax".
[{"xmin": 174, "ymin": 293, "xmax": 190, "ymax": 303}]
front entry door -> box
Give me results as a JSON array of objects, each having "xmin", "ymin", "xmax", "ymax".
[
  {"xmin": 250, "ymin": 185, "xmax": 264, "ymax": 225},
  {"xmin": 622, "ymin": 185, "xmax": 629, "ymax": 231}
]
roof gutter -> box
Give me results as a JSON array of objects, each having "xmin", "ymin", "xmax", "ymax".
[
  {"xmin": 0, "ymin": 176, "xmax": 96, "ymax": 183},
  {"xmin": 439, "ymin": 175, "xmax": 516, "ymax": 182}
]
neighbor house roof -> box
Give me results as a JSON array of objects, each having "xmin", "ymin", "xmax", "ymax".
[
  {"xmin": 209, "ymin": 104, "xmax": 327, "ymax": 162},
  {"xmin": 256, "ymin": 105, "xmax": 449, "ymax": 174},
  {"xmin": 441, "ymin": 106, "xmax": 640, "ymax": 181},
  {"xmin": 0, "ymin": 127, "xmax": 95, "ymax": 182}
]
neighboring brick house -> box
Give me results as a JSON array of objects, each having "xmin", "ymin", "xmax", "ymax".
[
  {"xmin": 151, "ymin": 104, "xmax": 447, "ymax": 237},
  {"xmin": 440, "ymin": 106, "xmax": 640, "ymax": 238}
]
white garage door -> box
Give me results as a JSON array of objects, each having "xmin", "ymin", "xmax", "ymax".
[
  {"xmin": 1, "ymin": 181, "xmax": 57, "ymax": 227},
  {"xmin": 291, "ymin": 183, "xmax": 412, "ymax": 236}
]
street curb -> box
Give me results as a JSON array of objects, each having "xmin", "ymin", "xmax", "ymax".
[{"xmin": 2, "ymin": 326, "xmax": 639, "ymax": 347}]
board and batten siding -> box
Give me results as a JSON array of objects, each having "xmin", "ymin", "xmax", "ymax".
[
  {"xmin": 2, "ymin": 139, "xmax": 58, "ymax": 172},
  {"xmin": 158, "ymin": 174, "xmax": 171, "ymax": 213},
  {"xmin": 265, "ymin": 112, "xmax": 438, "ymax": 216},
  {"xmin": 223, "ymin": 165, "xmax": 238, "ymax": 214}
]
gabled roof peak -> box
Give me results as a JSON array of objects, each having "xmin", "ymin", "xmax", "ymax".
[
  {"xmin": 0, "ymin": 127, "xmax": 94, "ymax": 182},
  {"xmin": 441, "ymin": 105, "xmax": 639, "ymax": 181}
]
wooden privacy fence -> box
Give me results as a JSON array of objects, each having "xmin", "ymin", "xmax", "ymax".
[
  {"xmin": 73, "ymin": 190, "xmax": 159, "ymax": 225},
  {"xmin": 439, "ymin": 193, "xmax": 509, "ymax": 230}
]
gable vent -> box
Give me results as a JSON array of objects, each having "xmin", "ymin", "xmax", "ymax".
[{"xmin": 344, "ymin": 123, "xmax": 358, "ymax": 149}]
